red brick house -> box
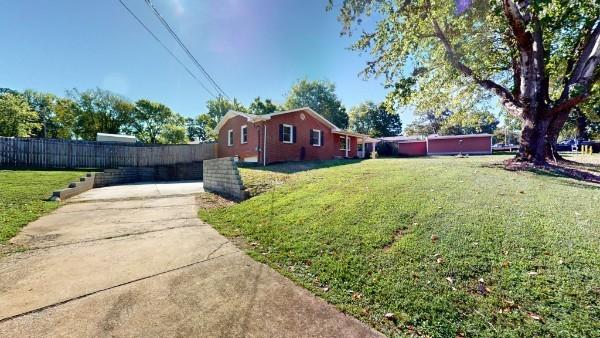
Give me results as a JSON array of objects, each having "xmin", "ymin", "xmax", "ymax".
[{"xmin": 216, "ymin": 107, "xmax": 374, "ymax": 165}]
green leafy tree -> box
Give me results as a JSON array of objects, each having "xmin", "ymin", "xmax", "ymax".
[
  {"xmin": 441, "ymin": 110, "xmax": 499, "ymax": 135},
  {"xmin": 52, "ymin": 98, "xmax": 79, "ymax": 139},
  {"xmin": 130, "ymin": 99, "xmax": 178, "ymax": 143},
  {"xmin": 69, "ymin": 88, "xmax": 135, "ymax": 140},
  {"xmin": 284, "ymin": 79, "xmax": 348, "ymax": 128},
  {"xmin": 405, "ymin": 110, "xmax": 453, "ymax": 136},
  {"xmin": 248, "ymin": 96, "xmax": 280, "ymax": 115},
  {"xmin": 331, "ymin": 0, "xmax": 600, "ymax": 163},
  {"xmin": 205, "ymin": 95, "xmax": 247, "ymax": 128},
  {"xmin": 22, "ymin": 90, "xmax": 58, "ymax": 138},
  {"xmin": 0, "ymin": 92, "xmax": 40, "ymax": 137},
  {"xmin": 349, "ymin": 101, "xmax": 402, "ymax": 137},
  {"xmin": 158, "ymin": 114, "xmax": 188, "ymax": 144},
  {"xmin": 186, "ymin": 114, "xmax": 214, "ymax": 142}
]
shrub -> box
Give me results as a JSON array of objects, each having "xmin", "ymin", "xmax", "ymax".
[{"xmin": 375, "ymin": 141, "xmax": 399, "ymax": 157}]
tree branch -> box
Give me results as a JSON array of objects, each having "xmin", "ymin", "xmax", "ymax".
[
  {"xmin": 431, "ymin": 19, "xmax": 522, "ymax": 117},
  {"xmin": 560, "ymin": 20, "xmax": 600, "ymax": 102},
  {"xmin": 502, "ymin": 0, "xmax": 532, "ymax": 50}
]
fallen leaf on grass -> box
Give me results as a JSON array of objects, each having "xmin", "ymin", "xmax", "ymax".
[
  {"xmin": 384, "ymin": 312, "xmax": 396, "ymax": 321},
  {"xmin": 527, "ymin": 313, "xmax": 542, "ymax": 321},
  {"xmin": 446, "ymin": 277, "xmax": 454, "ymax": 284},
  {"xmin": 431, "ymin": 234, "xmax": 439, "ymax": 242}
]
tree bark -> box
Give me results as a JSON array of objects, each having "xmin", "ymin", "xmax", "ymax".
[{"xmin": 516, "ymin": 112, "xmax": 552, "ymax": 164}]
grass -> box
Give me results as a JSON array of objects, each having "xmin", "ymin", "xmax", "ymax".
[
  {"xmin": 201, "ymin": 156, "xmax": 600, "ymax": 337},
  {"xmin": 0, "ymin": 169, "xmax": 86, "ymax": 243}
]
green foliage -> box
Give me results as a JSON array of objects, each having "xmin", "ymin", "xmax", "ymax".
[
  {"xmin": 205, "ymin": 95, "xmax": 247, "ymax": 129},
  {"xmin": 22, "ymin": 90, "xmax": 79, "ymax": 139},
  {"xmin": 331, "ymin": 0, "xmax": 600, "ymax": 136},
  {"xmin": 248, "ymin": 96, "xmax": 280, "ymax": 115},
  {"xmin": 284, "ymin": 79, "xmax": 349, "ymax": 128},
  {"xmin": 186, "ymin": 114, "xmax": 215, "ymax": 142},
  {"xmin": 0, "ymin": 169, "xmax": 85, "ymax": 242},
  {"xmin": 202, "ymin": 156, "xmax": 600, "ymax": 337},
  {"xmin": 158, "ymin": 121, "xmax": 188, "ymax": 144},
  {"xmin": 68, "ymin": 88, "xmax": 135, "ymax": 140},
  {"xmin": 349, "ymin": 101, "xmax": 402, "ymax": 137},
  {"xmin": 407, "ymin": 109, "xmax": 498, "ymax": 136},
  {"xmin": 0, "ymin": 92, "xmax": 40, "ymax": 137},
  {"xmin": 129, "ymin": 99, "xmax": 184, "ymax": 144}
]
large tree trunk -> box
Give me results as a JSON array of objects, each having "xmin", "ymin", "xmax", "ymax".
[
  {"xmin": 516, "ymin": 112, "xmax": 552, "ymax": 164},
  {"xmin": 575, "ymin": 108, "xmax": 589, "ymax": 140}
]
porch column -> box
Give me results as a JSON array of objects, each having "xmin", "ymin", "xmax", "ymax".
[{"xmin": 345, "ymin": 136, "xmax": 349, "ymax": 158}]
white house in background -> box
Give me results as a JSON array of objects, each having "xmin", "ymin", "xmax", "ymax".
[{"xmin": 96, "ymin": 133, "xmax": 137, "ymax": 143}]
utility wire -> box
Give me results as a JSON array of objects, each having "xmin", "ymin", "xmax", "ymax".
[
  {"xmin": 144, "ymin": 0, "xmax": 230, "ymax": 99},
  {"xmin": 117, "ymin": 0, "xmax": 217, "ymax": 98}
]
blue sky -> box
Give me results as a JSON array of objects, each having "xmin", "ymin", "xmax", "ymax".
[{"xmin": 1, "ymin": 1, "xmax": 414, "ymax": 122}]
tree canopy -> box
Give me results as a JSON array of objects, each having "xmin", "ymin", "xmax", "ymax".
[
  {"xmin": 331, "ymin": 0, "xmax": 600, "ymax": 163},
  {"xmin": 0, "ymin": 92, "xmax": 40, "ymax": 137},
  {"xmin": 348, "ymin": 101, "xmax": 402, "ymax": 137},
  {"xmin": 248, "ymin": 96, "xmax": 281, "ymax": 115},
  {"xmin": 284, "ymin": 79, "xmax": 349, "ymax": 128}
]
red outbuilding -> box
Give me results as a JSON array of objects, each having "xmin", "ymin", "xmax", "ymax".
[
  {"xmin": 216, "ymin": 108, "xmax": 375, "ymax": 165},
  {"xmin": 426, "ymin": 134, "xmax": 492, "ymax": 155},
  {"xmin": 380, "ymin": 134, "xmax": 493, "ymax": 156}
]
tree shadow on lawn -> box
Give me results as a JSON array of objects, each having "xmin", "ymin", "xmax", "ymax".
[
  {"xmin": 483, "ymin": 161, "xmax": 600, "ymax": 190},
  {"xmin": 237, "ymin": 158, "xmax": 366, "ymax": 174}
]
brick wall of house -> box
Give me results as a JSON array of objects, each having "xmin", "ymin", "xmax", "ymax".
[
  {"xmin": 264, "ymin": 110, "xmax": 358, "ymax": 164},
  {"xmin": 217, "ymin": 115, "xmax": 260, "ymax": 161}
]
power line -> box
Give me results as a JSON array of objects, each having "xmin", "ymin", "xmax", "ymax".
[
  {"xmin": 117, "ymin": 0, "xmax": 217, "ymax": 98},
  {"xmin": 144, "ymin": 0, "xmax": 230, "ymax": 99}
]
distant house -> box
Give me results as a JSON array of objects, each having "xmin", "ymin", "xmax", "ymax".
[{"xmin": 215, "ymin": 107, "xmax": 376, "ymax": 165}]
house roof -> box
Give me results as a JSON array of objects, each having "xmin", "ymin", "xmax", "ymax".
[
  {"xmin": 427, "ymin": 133, "xmax": 492, "ymax": 140},
  {"xmin": 332, "ymin": 130, "xmax": 371, "ymax": 138},
  {"xmin": 379, "ymin": 136, "xmax": 421, "ymax": 142},
  {"xmin": 214, "ymin": 107, "xmax": 362, "ymax": 136}
]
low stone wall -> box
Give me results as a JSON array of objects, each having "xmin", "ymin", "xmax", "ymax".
[
  {"xmin": 93, "ymin": 162, "xmax": 203, "ymax": 188},
  {"xmin": 51, "ymin": 173, "xmax": 96, "ymax": 201},
  {"xmin": 203, "ymin": 157, "xmax": 248, "ymax": 201},
  {"xmin": 51, "ymin": 162, "xmax": 204, "ymax": 200}
]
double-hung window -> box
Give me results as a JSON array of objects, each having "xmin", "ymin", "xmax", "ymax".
[
  {"xmin": 311, "ymin": 129, "xmax": 322, "ymax": 146},
  {"xmin": 227, "ymin": 129, "xmax": 233, "ymax": 146},
  {"xmin": 339, "ymin": 136, "xmax": 349, "ymax": 151},
  {"xmin": 240, "ymin": 125, "xmax": 248, "ymax": 144},
  {"xmin": 282, "ymin": 124, "xmax": 293, "ymax": 143}
]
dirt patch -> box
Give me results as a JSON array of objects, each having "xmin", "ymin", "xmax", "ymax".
[
  {"xmin": 195, "ymin": 193, "xmax": 236, "ymax": 210},
  {"xmin": 382, "ymin": 229, "xmax": 406, "ymax": 251}
]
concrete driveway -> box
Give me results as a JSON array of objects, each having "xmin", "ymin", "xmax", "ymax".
[{"xmin": 0, "ymin": 181, "xmax": 381, "ymax": 337}]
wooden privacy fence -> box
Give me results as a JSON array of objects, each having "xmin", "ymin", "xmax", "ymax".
[{"xmin": 0, "ymin": 137, "xmax": 217, "ymax": 169}]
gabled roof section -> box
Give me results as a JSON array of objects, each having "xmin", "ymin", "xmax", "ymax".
[
  {"xmin": 214, "ymin": 107, "xmax": 339, "ymax": 132},
  {"xmin": 265, "ymin": 107, "xmax": 339, "ymax": 130},
  {"xmin": 214, "ymin": 110, "xmax": 267, "ymax": 132}
]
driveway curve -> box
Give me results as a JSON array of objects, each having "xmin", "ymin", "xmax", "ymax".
[{"xmin": 0, "ymin": 181, "xmax": 381, "ymax": 337}]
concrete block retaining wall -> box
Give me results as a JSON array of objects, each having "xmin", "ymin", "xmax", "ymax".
[
  {"xmin": 52, "ymin": 162, "xmax": 204, "ymax": 200},
  {"xmin": 203, "ymin": 157, "xmax": 248, "ymax": 201}
]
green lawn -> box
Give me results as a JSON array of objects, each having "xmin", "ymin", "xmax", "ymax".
[
  {"xmin": 201, "ymin": 156, "xmax": 600, "ymax": 337},
  {"xmin": 0, "ymin": 169, "xmax": 85, "ymax": 243}
]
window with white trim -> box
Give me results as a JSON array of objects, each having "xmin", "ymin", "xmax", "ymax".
[
  {"xmin": 282, "ymin": 124, "xmax": 293, "ymax": 143},
  {"xmin": 227, "ymin": 129, "xmax": 233, "ymax": 146},
  {"xmin": 240, "ymin": 125, "xmax": 248, "ymax": 144},
  {"xmin": 339, "ymin": 136, "xmax": 349, "ymax": 151},
  {"xmin": 311, "ymin": 129, "xmax": 322, "ymax": 146}
]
